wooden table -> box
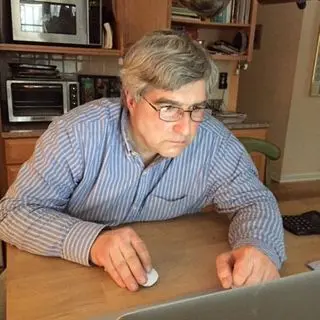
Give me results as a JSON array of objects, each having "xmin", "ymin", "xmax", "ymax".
[{"xmin": 7, "ymin": 201, "xmax": 320, "ymax": 320}]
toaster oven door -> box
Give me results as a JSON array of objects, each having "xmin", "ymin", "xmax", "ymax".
[{"xmin": 7, "ymin": 81, "xmax": 67, "ymax": 122}]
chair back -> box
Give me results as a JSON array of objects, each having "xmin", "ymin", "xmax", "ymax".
[{"xmin": 238, "ymin": 137, "xmax": 281, "ymax": 187}]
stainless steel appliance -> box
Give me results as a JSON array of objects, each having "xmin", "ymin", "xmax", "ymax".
[
  {"xmin": 7, "ymin": 79, "xmax": 79, "ymax": 122},
  {"xmin": 10, "ymin": 0, "xmax": 102, "ymax": 46}
]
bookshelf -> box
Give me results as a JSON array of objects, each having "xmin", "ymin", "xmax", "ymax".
[
  {"xmin": 171, "ymin": 17, "xmax": 251, "ymax": 29},
  {"xmin": 170, "ymin": 0, "xmax": 258, "ymax": 62}
]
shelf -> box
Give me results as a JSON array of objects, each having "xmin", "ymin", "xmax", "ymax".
[
  {"xmin": 0, "ymin": 44, "xmax": 121, "ymax": 57},
  {"xmin": 171, "ymin": 17, "xmax": 251, "ymax": 29},
  {"xmin": 211, "ymin": 54, "xmax": 248, "ymax": 61}
]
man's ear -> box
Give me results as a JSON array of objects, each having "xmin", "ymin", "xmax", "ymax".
[{"xmin": 124, "ymin": 90, "xmax": 136, "ymax": 111}]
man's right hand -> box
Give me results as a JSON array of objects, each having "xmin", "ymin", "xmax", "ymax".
[{"xmin": 90, "ymin": 227, "xmax": 152, "ymax": 292}]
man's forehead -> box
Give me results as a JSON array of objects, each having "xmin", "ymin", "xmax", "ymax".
[{"xmin": 146, "ymin": 81, "xmax": 206, "ymax": 105}]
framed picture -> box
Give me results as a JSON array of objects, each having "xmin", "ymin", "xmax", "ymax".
[
  {"xmin": 311, "ymin": 28, "xmax": 320, "ymax": 97},
  {"xmin": 78, "ymin": 75, "xmax": 121, "ymax": 104}
]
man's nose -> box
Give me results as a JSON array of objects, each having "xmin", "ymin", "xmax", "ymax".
[{"xmin": 173, "ymin": 112, "xmax": 192, "ymax": 136}]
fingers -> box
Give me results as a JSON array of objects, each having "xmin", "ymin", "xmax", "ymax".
[
  {"xmin": 130, "ymin": 233, "xmax": 152, "ymax": 272},
  {"xmin": 216, "ymin": 252, "xmax": 234, "ymax": 289},
  {"xmin": 243, "ymin": 264, "xmax": 279, "ymax": 287},
  {"xmin": 103, "ymin": 256, "xmax": 126, "ymax": 289},
  {"xmin": 119, "ymin": 241, "xmax": 148, "ymax": 284},
  {"xmin": 232, "ymin": 251, "xmax": 254, "ymax": 287},
  {"xmin": 99, "ymin": 228, "xmax": 152, "ymax": 292},
  {"xmin": 261, "ymin": 265, "xmax": 280, "ymax": 282},
  {"xmin": 110, "ymin": 244, "xmax": 143, "ymax": 292},
  {"xmin": 231, "ymin": 246, "xmax": 280, "ymax": 288},
  {"xmin": 242, "ymin": 268, "xmax": 263, "ymax": 287}
]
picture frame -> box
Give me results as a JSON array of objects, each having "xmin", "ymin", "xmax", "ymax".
[
  {"xmin": 78, "ymin": 75, "xmax": 121, "ymax": 104},
  {"xmin": 311, "ymin": 28, "xmax": 320, "ymax": 97}
]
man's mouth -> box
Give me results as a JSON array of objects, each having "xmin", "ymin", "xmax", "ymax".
[{"xmin": 168, "ymin": 140, "xmax": 187, "ymax": 145}]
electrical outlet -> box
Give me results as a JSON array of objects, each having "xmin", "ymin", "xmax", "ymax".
[{"xmin": 218, "ymin": 72, "xmax": 228, "ymax": 90}]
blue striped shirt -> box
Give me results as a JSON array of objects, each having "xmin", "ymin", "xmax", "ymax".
[{"xmin": 0, "ymin": 98, "xmax": 286, "ymax": 268}]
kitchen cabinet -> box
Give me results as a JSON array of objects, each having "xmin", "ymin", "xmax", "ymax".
[
  {"xmin": 113, "ymin": 0, "xmax": 171, "ymax": 54},
  {"xmin": 4, "ymin": 138, "xmax": 38, "ymax": 187},
  {"xmin": 2, "ymin": 128, "xmax": 267, "ymax": 188}
]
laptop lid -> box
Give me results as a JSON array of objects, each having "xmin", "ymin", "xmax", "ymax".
[{"xmin": 100, "ymin": 270, "xmax": 320, "ymax": 320}]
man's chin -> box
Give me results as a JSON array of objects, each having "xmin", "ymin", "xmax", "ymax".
[{"xmin": 159, "ymin": 147, "xmax": 186, "ymax": 158}]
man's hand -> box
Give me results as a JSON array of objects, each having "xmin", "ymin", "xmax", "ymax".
[
  {"xmin": 90, "ymin": 227, "xmax": 152, "ymax": 292},
  {"xmin": 216, "ymin": 245, "xmax": 280, "ymax": 289}
]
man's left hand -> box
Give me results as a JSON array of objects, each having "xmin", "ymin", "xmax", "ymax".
[{"xmin": 216, "ymin": 245, "xmax": 280, "ymax": 289}]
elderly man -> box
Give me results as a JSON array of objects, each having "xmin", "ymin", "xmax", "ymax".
[{"xmin": 0, "ymin": 30, "xmax": 285, "ymax": 292}]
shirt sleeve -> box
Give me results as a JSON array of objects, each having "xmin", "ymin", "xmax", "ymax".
[
  {"xmin": 207, "ymin": 132, "xmax": 286, "ymax": 269},
  {"xmin": 0, "ymin": 119, "xmax": 107, "ymax": 266}
]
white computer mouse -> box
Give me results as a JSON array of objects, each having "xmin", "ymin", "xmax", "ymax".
[{"xmin": 141, "ymin": 268, "xmax": 159, "ymax": 287}]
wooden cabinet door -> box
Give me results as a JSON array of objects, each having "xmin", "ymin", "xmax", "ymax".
[
  {"xmin": 4, "ymin": 138, "xmax": 38, "ymax": 165},
  {"xmin": 6, "ymin": 165, "xmax": 21, "ymax": 187},
  {"xmin": 114, "ymin": 0, "xmax": 171, "ymax": 53},
  {"xmin": 4, "ymin": 137, "xmax": 38, "ymax": 188}
]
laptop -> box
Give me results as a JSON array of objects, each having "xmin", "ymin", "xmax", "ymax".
[{"xmin": 99, "ymin": 270, "xmax": 320, "ymax": 320}]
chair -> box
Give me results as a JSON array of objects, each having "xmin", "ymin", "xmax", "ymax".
[{"xmin": 238, "ymin": 137, "xmax": 281, "ymax": 188}]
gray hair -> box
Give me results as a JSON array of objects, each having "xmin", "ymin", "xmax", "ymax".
[{"xmin": 120, "ymin": 30, "xmax": 219, "ymax": 101}]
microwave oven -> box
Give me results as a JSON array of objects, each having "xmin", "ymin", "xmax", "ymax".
[
  {"xmin": 10, "ymin": 0, "xmax": 102, "ymax": 46},
  {"xmin": 6, "ymin": 79, "xmax": 79, "ymax": 122}
]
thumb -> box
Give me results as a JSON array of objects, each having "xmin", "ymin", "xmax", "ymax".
[{"xmin": 216, "ymin": 251, "xmax": 234, "ymax": 289}]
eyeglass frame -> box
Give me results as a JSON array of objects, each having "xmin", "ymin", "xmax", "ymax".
[{"xmin": 141, "ymin": 96, "xmax": 212, "ymax": 122}]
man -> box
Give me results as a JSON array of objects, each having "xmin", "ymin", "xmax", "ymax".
[{"xmin": 0, "ymin": 30, "xmax": 286, "ymax": 292}]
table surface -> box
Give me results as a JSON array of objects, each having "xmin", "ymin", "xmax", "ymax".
[{"xmin": 7, "ymin": 201, "xmax": 320, "ymax": 320}]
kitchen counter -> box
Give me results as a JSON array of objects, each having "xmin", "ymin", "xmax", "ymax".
[
  {"xmin": 7, "ymin": 203, "xmax": 320, "ymax": 320},
  {"xmin": 1, "ymin": 121, "xmax": 269, "ymax": 139}
]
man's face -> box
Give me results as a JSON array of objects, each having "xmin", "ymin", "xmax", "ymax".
[{"xmin": 126, "ymin": 80, "xmax": 206, "ymax": 159}]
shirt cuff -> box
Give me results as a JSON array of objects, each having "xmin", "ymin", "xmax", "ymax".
[
  {"xmin": 62, "ymin": 221, "xmax": 108, "ymax": 266},
  {"xmin": 231, "ymin": 238, "xmax": 286, "ymax": 270}
]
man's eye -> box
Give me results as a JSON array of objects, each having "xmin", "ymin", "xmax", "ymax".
[
  {"xmin": 192, "ymin": 106, "xmax": 205, "ymax": 111},
  {"xmin": 161, "ymin": 106, "xmax": 177, "ymax": 112}
]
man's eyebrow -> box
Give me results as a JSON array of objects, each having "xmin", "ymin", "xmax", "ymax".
[
  {"xmin": 153, "ymin": 98, "xmax": 183, "ymax": 106},
  {"xmin": 153, "ymin": 98, "xmax": 207, "ymax": 107}
]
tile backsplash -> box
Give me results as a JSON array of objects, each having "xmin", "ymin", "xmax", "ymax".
[
  {"xmin": 0, "ymin": 52, "xmax": 230, "ymax": 109},
  {"xmin": 0, "ymin": 52, "xmax": 120, "ymax": 102}
]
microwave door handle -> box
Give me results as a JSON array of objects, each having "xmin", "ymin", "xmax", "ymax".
[
  {"xmin": 21, "ymin": 85, "xmax": 61, "ymax": 89},
  {"xmin": 63, "ymin": 83, "xmax": 69, "ymax": 114}
]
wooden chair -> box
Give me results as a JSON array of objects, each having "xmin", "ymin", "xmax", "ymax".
[{"xmin": 238, "ymin": 137, "xmax": 281, "ymax": 188}]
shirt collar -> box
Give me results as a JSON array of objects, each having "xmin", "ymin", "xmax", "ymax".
[
  {"xmin": 120, "ymin": 107, "xmax": 134, "ymax": 155},
  {"xmin": 120, "ymin": 106, "xmax": 164, "ymax": 164}
]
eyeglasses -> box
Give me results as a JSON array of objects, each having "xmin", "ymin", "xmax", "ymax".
[{"xmin": 141, "ymin": 96, "xmax": 212, "ymax": 122}]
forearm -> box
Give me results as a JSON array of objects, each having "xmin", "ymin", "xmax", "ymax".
[
  {"xmin": 0, "ymin": 198, "xmax": 106, "ymax": 266},
  {"xmin": 228, "ymin": 191, "xmax": 286, "ymax": 269},
  {"xmin": 209, "ymin": 133, "xmax": 286, "ymax": 269}
]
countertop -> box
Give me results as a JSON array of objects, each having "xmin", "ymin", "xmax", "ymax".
[
  {"xmin": 7, "ymin": 203, "xmax": 320, "ymax": 320},
  {"xmin": 1, "ymin": 121, "xmax": 269, "ymax": 139}
]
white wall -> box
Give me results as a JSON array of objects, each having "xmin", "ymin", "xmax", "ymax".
[{"xmin": 237, "ymin": 1, "xmax": 320, "ymax": 182}]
